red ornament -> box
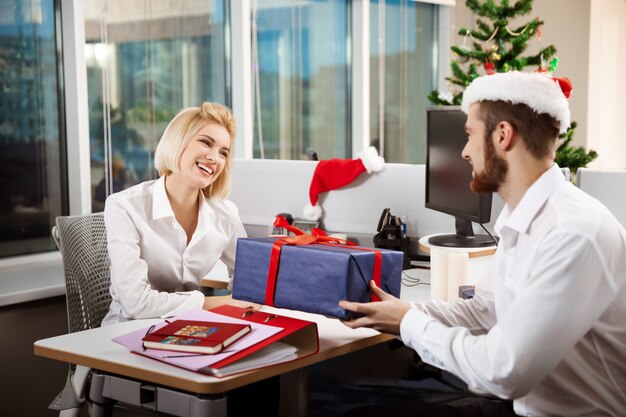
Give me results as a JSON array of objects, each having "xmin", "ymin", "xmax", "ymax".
[
  {"xmin": 553, "ymin": 77, "xmax": 573, "ymax": 98},
  {"xmin": 537, "ymin": 27, "xmax": 542, "ymax": 43},
  {"xmin": 484, "ymin": 62, "xmax": 496, "ymax": 75}
]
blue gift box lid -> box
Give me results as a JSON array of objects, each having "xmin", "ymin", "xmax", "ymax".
[{"xmin": 232, "ymin": 238, "xmax": 403, "ymax": 318}]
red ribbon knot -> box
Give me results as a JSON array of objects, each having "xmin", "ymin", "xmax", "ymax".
[{"xmin": 264, "ymin": 216, "xmax": 382, "ymax": 307}]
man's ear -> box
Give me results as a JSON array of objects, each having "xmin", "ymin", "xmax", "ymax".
[{"xmin": 494, "ymin": 121, "xmax": 515, "ymax": 151}]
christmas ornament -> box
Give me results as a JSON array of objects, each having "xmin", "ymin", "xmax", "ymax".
[
  {"xmin": 484, "ymin": 61, "xmax": 496, "ymax": 75},
  {"xmin": 553, "ymin": 76, "xmax": 572, "ymax": 98},
  {"xmin": 549, "ymin": 57, "xmax": 559, "ymax": 74},
  {"xmin": 489, "ymin": 44, "xmax": 501, "ymax": 61}
]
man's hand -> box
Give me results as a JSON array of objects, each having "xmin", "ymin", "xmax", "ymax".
[
  {"xmin": 339, "ymin": 280, "xmax": 411, "ymax": 335},
  {"xmin": 203, "ymin": 294, "xmax": 261, "ymax": 311}
]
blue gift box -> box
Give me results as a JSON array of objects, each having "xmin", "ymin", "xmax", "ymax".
[{"xmin": 231, "ymin": 237, "xmax": 403, "ymax": 319}]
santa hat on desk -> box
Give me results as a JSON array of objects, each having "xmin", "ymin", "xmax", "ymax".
[
  {"xmin": 461, "ymin": 71, "xmax": 572, "ymax": 133},
  {"xmin": 303, "ymin": 147, "xmax": 385, "ymax": 221}
]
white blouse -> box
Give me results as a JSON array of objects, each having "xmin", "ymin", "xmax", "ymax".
[
  {"xmin": 101, "ymin": 176, "xmax": 246, "ymax": 326},
  {"xmin": 401, "ymin": 165, "xmax": 626, "ymax": 416}
]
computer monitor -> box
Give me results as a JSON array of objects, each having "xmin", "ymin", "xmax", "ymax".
[{"xmin": 425, "ymin": 106, "xmax": 495, "ymax": 248}]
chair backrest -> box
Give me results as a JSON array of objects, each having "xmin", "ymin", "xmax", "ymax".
[{"xmin": 53, "ymin": 213, "xmax": 112, "ymax": 333}]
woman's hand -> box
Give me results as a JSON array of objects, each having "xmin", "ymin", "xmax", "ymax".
[{"xmin": 203, "ymin": 294, "xmax": 261, "ymax": 311}]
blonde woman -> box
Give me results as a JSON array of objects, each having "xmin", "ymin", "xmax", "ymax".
[{"xmin": 102, "ymin": 102, "xmax": 258, "ymax": 326}]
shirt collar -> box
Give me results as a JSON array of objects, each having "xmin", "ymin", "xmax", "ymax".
[
  {"xmin": 495, "ymin": 164, "xmax": 564, "ymax": 235},
  {"xmin": 197, "ymin": 192, "xmax": 212, "ymax": 227},
  {"xmin": 188, "ymin": 192, "xmax": 214, "ymax": 244},
  {"xmin": 152, "ymin": 176, "xmax": 175, "ymax": 220}
]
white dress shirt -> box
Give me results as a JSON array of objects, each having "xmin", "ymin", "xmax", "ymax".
[
  {"xmin": 101, "ymin": 176, "xmax": 246, "ymax": 326},
  {"xmin": 401, "ymin": 165, "xmax": 626, "ymax": 416}
]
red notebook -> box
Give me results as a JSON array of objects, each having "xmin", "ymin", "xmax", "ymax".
[{"xmin": 141, "ymin": 320, "xmax": 251, "ymax": 354}]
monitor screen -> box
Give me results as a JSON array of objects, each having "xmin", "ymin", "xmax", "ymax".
[{"xmin": 425, "ymin": 106, "xmax": 495, "ymax": 248}]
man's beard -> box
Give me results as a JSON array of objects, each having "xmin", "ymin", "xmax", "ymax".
[{"xmin": 470, "ymin": 137, "xmax": 508, "ymax": 194}]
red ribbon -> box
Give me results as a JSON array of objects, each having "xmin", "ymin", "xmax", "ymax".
[{"xmin": 264, "ymin": 216, "xmax": 383, "ymax": 306}]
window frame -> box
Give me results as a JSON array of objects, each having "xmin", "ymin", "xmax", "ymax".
[{"xmin": 62, "ymin": 0, "xmax": 92, "ymax": 215}]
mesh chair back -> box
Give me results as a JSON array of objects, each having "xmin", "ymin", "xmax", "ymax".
[{"xmin": 54, "ymin": 213, "xmax": 112, "ymax": 333}]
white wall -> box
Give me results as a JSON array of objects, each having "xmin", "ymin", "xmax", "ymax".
[
  {"xmin": 526, "ymin": 0, "xmax": 591, "ymax": 149},
  {"xmin": 587, "ymin": 0, "xmax": 626, "ymax": 169},
  {"xmin": 229, "ymin": 159, "xmax": 503, "ymax": 241}
]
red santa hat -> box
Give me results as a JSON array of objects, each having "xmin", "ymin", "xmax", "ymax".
[
  {"xmin": 303, "ymin": 146, "xmax": 385, "ymax": 221},
  {"xmin": 461, "ymin": 71, "xmax": 572, "ymax": 133}
]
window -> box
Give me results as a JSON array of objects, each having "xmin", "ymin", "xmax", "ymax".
[
  {"xmin": 370, "ymin": 0, "xmax": 438, "ymax": 164},
  {"xmin": 84, "ymin": 0, "xmax": 230, "ymax": 211},
  {"xmin": 251, "ymin": 0, "xmax": 351, "ymax": 160},
  {"xmin": 0, "ymin": 0, "xmax": 67, "ymax": 258},
  {"xmin": 82, "ymin": 0, "xmax": 442, "ymax": 205}
]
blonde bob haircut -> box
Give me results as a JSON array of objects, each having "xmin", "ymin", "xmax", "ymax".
[{"xmin": 154, "ymin": 102, "xmax": 236, "ymax": 199}]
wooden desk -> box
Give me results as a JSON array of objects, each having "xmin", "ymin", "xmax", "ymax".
[
  {"xmin": 34, "ymin": 307, "xmax": 393, "ymax": 416},
  {"xmin": 202, "ymin": 260, "xmax": 230, "ymax": 289},
  {"xmin": 201, "ymin": 278, "xmax": 229, "ymax": 289},
  {"xmin": 399, "ymin": 267, "xmax": 431, "ymax": 303}
]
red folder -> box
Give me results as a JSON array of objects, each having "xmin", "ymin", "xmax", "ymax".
[
  {"xmin": 207, "ymin": 305, "xmax": 319, "ymax": 372},
  {"xmin": 113, "ymin": 307, "xmax": 319, "ymax": 378}
]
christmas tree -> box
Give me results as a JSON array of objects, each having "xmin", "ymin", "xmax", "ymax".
[
  {"xmin": 555, "ymin": 121, "xmax": 598, "ymax": 175},
  {"xmin": 429, "ymin": 0, "xmax": 597, "ymax": 174}
]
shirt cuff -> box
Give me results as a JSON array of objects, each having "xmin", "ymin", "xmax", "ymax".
[
  {"xmin": 400, "ymin": 305, "xmax": 446, "ymax": 369},
  {"xmin": 159, "ymin": 290, "xmax": 205, "ymax": 319},
  {"xmin": 400, "ymin": 304, "xmax": 436, "ymax": 347}
]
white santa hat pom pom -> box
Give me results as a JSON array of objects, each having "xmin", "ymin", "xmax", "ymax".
[
  {"xmin": 303, "ymin": 202, "xmax": 323, "ymax": 221},
  {"xmin": 358, "ymin": 146, "xmax": 385, "ymax": 173}
]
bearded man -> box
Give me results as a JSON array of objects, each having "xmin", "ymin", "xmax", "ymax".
[{"xmin": 340, "ymin": 71, "xmax": 626, "ymax": 417}]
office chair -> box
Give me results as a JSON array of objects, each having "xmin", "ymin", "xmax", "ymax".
[
  {"xmin": 49, "ymin": 213, "xmax": 226, "ymax": 417},
  {"xmin": 50, "ymin": 212, "xmax": 112, "ymax": 417}
]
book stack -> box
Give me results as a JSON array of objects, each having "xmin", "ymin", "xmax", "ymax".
[{"xmin": 113, "ymin": 306, "xmax": 318, "ymax": 377}]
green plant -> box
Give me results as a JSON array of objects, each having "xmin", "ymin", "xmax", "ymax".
[
  {"xmin": 555, "ymin": 121, "xmax": 598, "ymax": 176},
  {"xmin": 428, "ymin": 0, "xmax": 555, "ymax": 106}
]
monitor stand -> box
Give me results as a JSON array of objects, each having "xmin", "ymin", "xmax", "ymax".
[{"xmin": 428, "ymin": 218, "xmax": 497, "ymax": 248}]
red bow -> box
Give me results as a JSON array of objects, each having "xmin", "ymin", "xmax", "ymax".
[
  {"xmin": 552, "ymin": 76, "xmax": 572, "ymax": 98},
  {"xmin": 264, "ymin": 216, "xmax": 383, "ymax": 306}
]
